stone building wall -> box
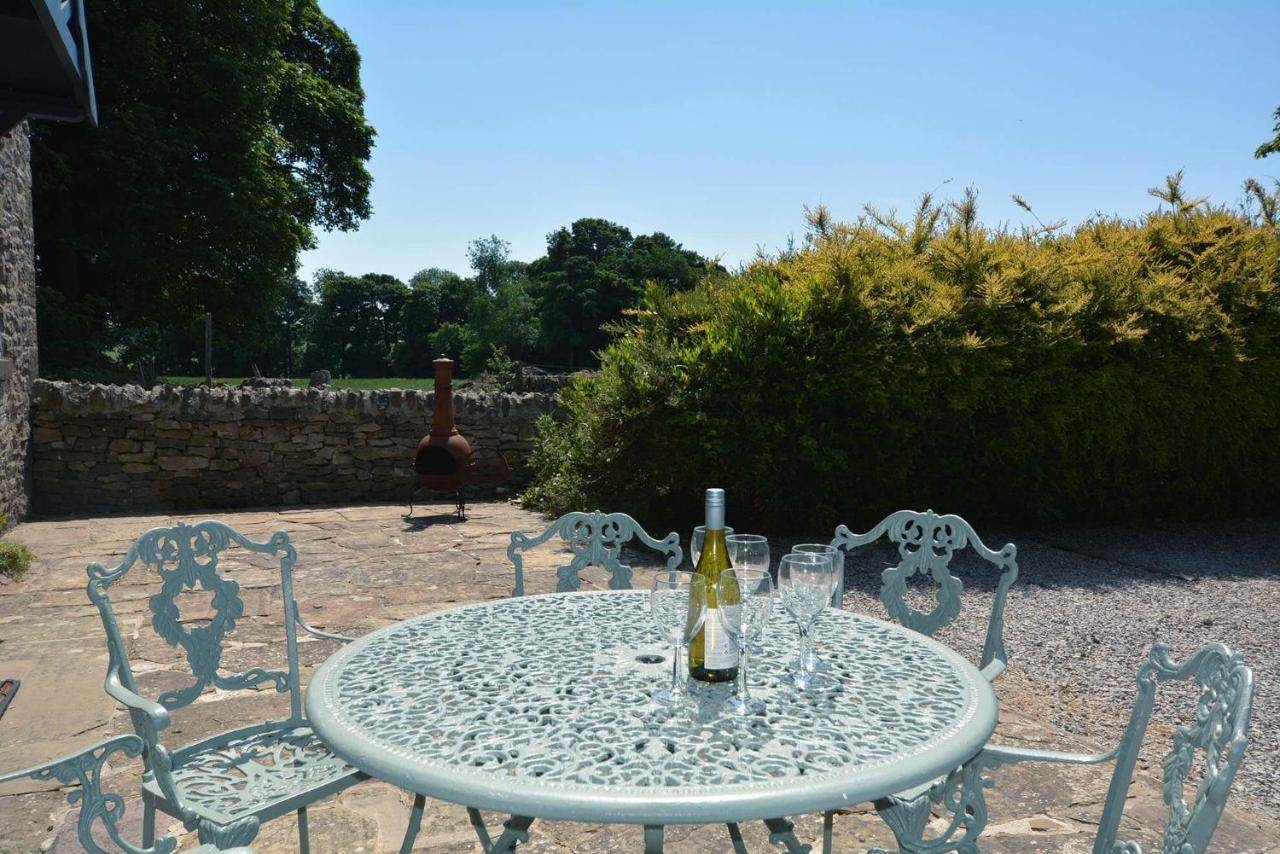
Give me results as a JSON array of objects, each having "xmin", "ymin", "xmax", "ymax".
[
  {"xmin": 30, "ymin": 381, "xmax": 563, "ymax": 514},
  {"xmin": 0, "ymin": 124, "xmax": 36, "ymax": 530}
]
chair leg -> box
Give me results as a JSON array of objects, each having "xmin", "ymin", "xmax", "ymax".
[
  {"xmin": 762, "ymin": 817, "xmax": 812, "ymax": 853},
  {"xmin": 726, "ymin": 822, "xmax": 748, "ymax": 854},
  {"xmin": 644, "ymin": 825, "xmax": 664, "ymax": 853},
  {"xmin": 467, "ymin": 806, "xmax": 493, "ymax": 849},
  {"xmin": 141, "ymin": 792, "xmax": 155, "ymax": 848},
  {"xmin": 399, "ymin": 794, "xmax": 426, "ymax": 854},
  {"xmin": 297, "ymin": 806, "xmax": 310, "ymax": 854}
]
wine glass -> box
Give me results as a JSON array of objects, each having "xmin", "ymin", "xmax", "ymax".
[
  {"xmin": 727, "ymin": 534, "xmax": 770, "ymax": 653},
  {"xmin": 791, "ymin": 543, "xmax": 841, "ymax": 672},
  {"xmin": 726, "ymin": 534, "xmax": 769, "ymax": 573},
  {"xmin": 715, "ymin": 568, "xmax": 774, "ymax": 715},
  {"xmin": 689, "ymin": 525, "xmax": 733, "ymax": 567},
  {"xmin": 778, "ymin": 552, "xmax": 836, "ymax": 689},
  {"xmin": 649, "ymin": 571, "xmax": 707, "ymax": 708}
]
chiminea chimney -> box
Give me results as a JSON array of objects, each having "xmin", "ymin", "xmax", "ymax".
[
  {"xmin": 430, "ymin": 357, "xmax": 458, "ymax": 438},
  {"xmin": 413, "ymin": 357, "xmax": 475, "ymax": 491}
]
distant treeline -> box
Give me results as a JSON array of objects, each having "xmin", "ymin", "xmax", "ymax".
[{"xmin": 43, "ymin": 217, "xmax": 718, "ymax": 381}]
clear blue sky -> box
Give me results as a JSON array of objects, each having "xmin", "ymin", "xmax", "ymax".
[{"xmin": 301, "ymin": 1, "xmax": 1280, "ymax": 283}]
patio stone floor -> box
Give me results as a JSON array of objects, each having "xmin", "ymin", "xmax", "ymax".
[{"xmin": 0, "ymin": 501, "xmax": 1275, "ymax": 853}]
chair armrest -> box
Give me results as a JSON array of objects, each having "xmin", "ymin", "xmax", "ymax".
[
  {"xmin": 983, "ymin": 742, "xmax": 1118, "ymax": 767},
  {"xmin": 105, "ymin": 672, "xmax": 170, "ymax": 732},
  {"xmin": 295, "ymin": 612, "xmax": 356, "ymax": 644}
]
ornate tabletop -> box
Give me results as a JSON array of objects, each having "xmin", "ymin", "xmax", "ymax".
[{"xmin": 305, "ymin": 591, "xmax": 997, "ymax": 826}]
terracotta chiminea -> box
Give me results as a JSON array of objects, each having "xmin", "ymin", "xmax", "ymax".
[{"xmin": 413, "ymin": 357, "xmax": 476, "ymax": 491}]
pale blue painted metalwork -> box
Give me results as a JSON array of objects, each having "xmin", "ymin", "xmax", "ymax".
[
  {"xmin": 980, "ymin": 642, "xmax": 1253, "ymax": 854},
  {"xmin": 306, "ymin": 590, "xmax": 997, "ymax": 850},
  {"xmin": 507, "ymin": 510, "xmax": 682, "ymax": 596},
  {"xmin": 830, "ymin": 509, "xmax": 1018, "ymax": 682},
  {"xmin": 866, "ymin": 754, "xmax": 996, "ymax": 854},
  {"xmin": 85, "ymin": 521, "xmax": 364, "ymax": 850},
  {"xmin": 0, "ymin": 734, "xmax": 251, "ymax": 854},
  {"xmin": 825, "ymin": 509, "xmax": 1016, "ymax": 852}
]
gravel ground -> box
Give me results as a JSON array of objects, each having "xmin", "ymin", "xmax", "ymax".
[{"xmin": 793, "ymin": 513, "xmax": 1280, "ymax": 819}]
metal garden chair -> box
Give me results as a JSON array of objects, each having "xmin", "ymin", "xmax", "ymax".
[
  {"xmin": 978, "ymin": 641, "xmax": 1254, "ymax": 854},
  {"xmin": 0, "ymin": 733, "xmax": 252, "ymax": 854},
  {"xmin": 830, "ymin": 509, "xmax": 1017, "ymax": 681},
  {"xmin": 84, "ymin": 520, "xmax": 385, "ymax": 850},
  {"xmin": 825, "ymin": 509, "xmax": 1017, "ymax": 850},
  {"xmin": 507, "ymin": 509, "xmax": 683, "ymax": 597}
]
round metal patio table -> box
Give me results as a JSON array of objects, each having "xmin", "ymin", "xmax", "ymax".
[{"xmin": 305, "ymin": 590, "xmax": 997, "ymax": 842}]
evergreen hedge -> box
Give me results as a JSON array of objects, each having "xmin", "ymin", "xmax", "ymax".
[{"xmin": 523, "ymin": 182, "xmax": 1280, "ymax": 533}]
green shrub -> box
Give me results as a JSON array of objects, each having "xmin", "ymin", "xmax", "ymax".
[
  {"xmin": 524, "ymin": 182, "xmax": 1280, "ymax": 533},
  {"xmin": 0, "ymin": 540, "xmax": 33, "ymax": 581}
]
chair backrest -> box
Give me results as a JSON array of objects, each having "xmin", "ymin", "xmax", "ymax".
[
  {"xmin": 508, "ymin": 510, "xmax": 682, "ymax": 596},
  {"xmin": 0, "ymin": 735, "xmax": 178, "ymax": 854},
  {"xmin": 85, "ymin": 522, "xmax": 305, "ymax": 799},
  {"xmin": 831, "ymin": 509, "xmax": 1017, "ymax": 680},
  {"xmin": 1094, "ymin": 642, "xmax": 1253, "ymax": 854},
  {"xmin": 87, "ymin": 521, "xmax": 303, "ymax": 715}
]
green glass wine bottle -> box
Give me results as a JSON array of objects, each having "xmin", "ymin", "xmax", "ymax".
[{"xmin": 689, "ymin": 487, "xmax": 739, "ymax": 683}]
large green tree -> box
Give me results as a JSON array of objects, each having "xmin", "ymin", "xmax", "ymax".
[
  {"xmin": 305, "ymin": 271, "xmax": 407, "ymax": 377},
  {"xmin": 273, "ymin": 276, "xmax": 317, "ymax": 378},
  {"xmin": 458, "ymin": 237, "xmax": 538, "ymax": 373},
  {"xmin": 526, "ymin": 218, "xmax": 712, "ymax": 367},
  {"xmin": 31, "ymin": 0, "xmax": 374, "ymax": 378},
  {"xmin": 389, "ymin": 267, "xmax": 476, "ymax": 375}
]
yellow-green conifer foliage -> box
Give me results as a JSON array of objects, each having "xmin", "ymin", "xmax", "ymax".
[{"xmin": 525, "ymin": 182, "xmax": 1280, "ymax": 532}]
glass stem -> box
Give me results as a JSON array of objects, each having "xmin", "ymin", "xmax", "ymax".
[
  {"xmin": 737, "ymin": 642, "xmax": 750, "ymax": 702},
  {"xmin": 799, "ymin": 623, "xmax": 814, "ymax": 672},
  {"xmin": 671, "ymin": 642, "xmax": 681, "ymax": 696}
]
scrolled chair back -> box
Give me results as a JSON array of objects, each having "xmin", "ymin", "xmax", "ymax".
[
  {"xmin": 86, "ymin": 520, "xmax": 305, "ymax": 714},
  {"xmin": 831, "ymin": 509, "xmax": 1017, "ymax": 680},
  {"xmin": 85, "ymin": 521, "xmax": 308, "ymax": 810},
  {"xmin": 1096, "ymin": 642, "xmax": 1253, "ymax": 854},
  {"xmin": 507, "ymin": 510, "xmax": 682, "ymax": 596}
]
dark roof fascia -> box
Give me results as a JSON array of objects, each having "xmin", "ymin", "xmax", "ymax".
[{"xmin": 3, "ymin": 0, "xmax": 98, "ymax": 129}]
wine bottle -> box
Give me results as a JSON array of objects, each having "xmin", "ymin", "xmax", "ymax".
[{"xmin": 689, "ymin": 487, "xmax": 739, "ymax": 683}]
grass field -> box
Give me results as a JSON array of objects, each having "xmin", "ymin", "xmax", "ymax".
[{"xmin": 160, "ymin": 376, "xmax": 449, "ymax": 391}]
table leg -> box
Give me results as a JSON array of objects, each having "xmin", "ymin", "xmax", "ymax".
[
  {"xmin": 467, "ymin": 807, "xmax": 492, "ymax": 850},
  {"xmin": 488, "ymin": 815, "xmax": 535, "ymax": 854},
  {"xmin": 873, "ymin": 754, "xmax": 994, "ymax": 854},
  {"xmin": 726, "ymin": 822, "xmax": 748, "ymax": 854},
  {"xmin": 398, "ymin": 794, "xmax": 425, "ymax": 854},
  {"xmin": 643, "ymin": 825, "xmax": 664, "ymax": 853}
]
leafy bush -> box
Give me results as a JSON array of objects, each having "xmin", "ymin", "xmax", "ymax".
[
  {"xmin": 524, "ymin": 181, "xmax": 1280, "ymax": 533},
  {"xmin": 469, "ymin": 345, "xmax": 522, "ymax": 393},
  {"xmin": 0, "ymin": 541, "xmax": 33, "ymax": 581}
]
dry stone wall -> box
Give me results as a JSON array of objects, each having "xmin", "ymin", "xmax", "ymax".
[
  {"xmin": 0, "ymin": 124, "xmax": 36, "ymax": 529},
  {"xmin": 30, "ymin": 380, "xmax": 562, "ymax": 514}
]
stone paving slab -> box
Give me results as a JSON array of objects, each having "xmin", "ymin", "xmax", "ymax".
[{"xmin": 0, "ymin": 501, "xmax": 1275, "ymax": 853}]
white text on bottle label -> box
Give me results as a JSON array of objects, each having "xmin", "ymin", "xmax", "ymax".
[{"xmin": 703, "ymin": 607, "xmax": 737, "ymax": 669}]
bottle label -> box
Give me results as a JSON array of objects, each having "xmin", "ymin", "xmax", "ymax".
[{"xmin": 703, "ymin": 607, "xmax": 737, "ymax": 669}]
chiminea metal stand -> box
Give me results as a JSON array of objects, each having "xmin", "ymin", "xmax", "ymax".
[{"xmin": 406, "ymin": 483, "xmax": 468, "ymax": 520}]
